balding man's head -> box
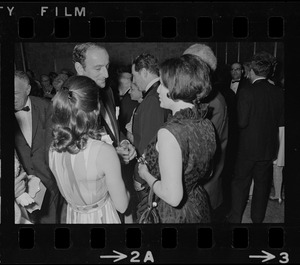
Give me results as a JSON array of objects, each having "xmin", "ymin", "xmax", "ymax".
[{"xmin": 14, "ymin": 71, "xmax": 31, "ymax": 111}]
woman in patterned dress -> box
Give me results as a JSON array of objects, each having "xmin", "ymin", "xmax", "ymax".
[
  {"xmin": 49, "ymin": 76, "xmax": 129, "ymax": 224},
  {"xmin": 137, "ymin": 54, "xmax": 216, "ymax": 223}
]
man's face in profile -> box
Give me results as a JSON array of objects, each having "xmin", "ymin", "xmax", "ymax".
[{"xmin": 80, "ymin": 47, "xmax": 110, "ymax": 88}]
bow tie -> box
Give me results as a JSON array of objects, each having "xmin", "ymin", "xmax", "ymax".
[
  {"xmin": 15, "ymin": 106, "xmax": 30, "ymax": 113},
  {"xmin": 231, "ymin": 80, "xmax": 240, "ymax": 84}
]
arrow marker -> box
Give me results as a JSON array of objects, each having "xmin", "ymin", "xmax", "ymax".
[
  {"xmin": 100, "ymin": 250, "xmax": 127, "ymax": 263},
  {"xmin": 249, "ymin": 250, "xmax": 275, "ymax": 263}
]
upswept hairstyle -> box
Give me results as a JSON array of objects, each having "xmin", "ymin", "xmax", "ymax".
[
  {"xmin": 72, "ymin": 42, "xmax": 106, "ymax": 69},
  {"xmin": 183, "ymin": 43, "xmax": 217, "ymax": 72},
  {"xmin": 250, "ymin": 51, "xmax": 276, "ymax": 78},
  {"xmin": 132, "ymin": 53, "xmax": 159, "ymax": 76},
  {"xmin": 160, "ymin": 54, "xmax": 212, "ymax": 105},
  {"xmin": 51, "ymin": 76, "xmax": 101, "ymax": 154},
  {"xmin": 15, "ymin": 70, "xmax": 30, "ymax": 85}
]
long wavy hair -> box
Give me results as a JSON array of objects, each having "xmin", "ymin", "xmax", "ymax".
[{"xmin": 50, "ymin": 76, "xmax": 101, "ymax": 154}]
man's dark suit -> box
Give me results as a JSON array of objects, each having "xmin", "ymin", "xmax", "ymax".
[
  {"xmin": 132, "ymin": 80, "xmax": 169, "ymax": 189},
  {"xmin": 228, "ymin": 79, "xmax": 284, "ymax": 223},
  {"xmin": 15, "ymin": 96, "xmax": 61, "ymax": 223},
  {"xmin": 99, "ymin": 86, "xmax": 122, "ymax": 147},
  {"xmin": 132, "ymin": 80, "xmax": 169, "ymax": 156},
  {"xmin": 228, "ymin": 76, "xmax": 244, "ymax": 95},
  {"xmin": 203, "ymin": 89, "xmax": 228, "ymax": 211},
  {"xmin": 118, "ymin": 90, "xmax": 139, "ymax": 137}
]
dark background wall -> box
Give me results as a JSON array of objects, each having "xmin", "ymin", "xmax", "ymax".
[{"xmin": 15, "ymin": 42, "xmax": 284, "ymax": 84}]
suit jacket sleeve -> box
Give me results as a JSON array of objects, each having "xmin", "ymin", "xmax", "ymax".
[
  {"xmin": 210, "ymin": 98, "xmax": 227, "ymax": 139},
  {"xmin": 119, "ymin": 130, "xmax": 127, "ymax": 142},
  {"xmin": 45, "ymin": 102, "xmax": 53, "ymax": 163},
  {"xmin": 237, "ymin": 87, "xmax": 252, "ymax": 129}
]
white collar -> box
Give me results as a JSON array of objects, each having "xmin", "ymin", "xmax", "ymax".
[
  {"xmin": 252, "ymin": 77, "xmax": 266, "ymax": 84},
  {"xmin": 119, "ymin": 87, "xmax": 130, "ymax": 96},
  {"xmin": 145, "ymin": 77, "xmax": 160, "ymax": 92},
  {"xmin": 26, "ymin": 97, "xmax": 32, "ymax": 109},
  {"xmin": 15, "ymin": 97, "xmax": 32, "ymax": 114}
]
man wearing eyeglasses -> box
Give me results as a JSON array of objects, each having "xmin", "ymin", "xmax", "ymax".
[{"xmin": 230, "ymin": 62, "xmax": 244, "ymax": 94}]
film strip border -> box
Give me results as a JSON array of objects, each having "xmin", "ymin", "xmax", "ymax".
[
  {"xmin": 5, "ymin": 225, "xmax": 295, "ymax": 263},
  {"xmin": 0, "ymin": 2, "xmax": 293, "ymax": 41},
  {"xmin": 15, "ymin": 16, "xmax": 284, "ymax": 40},
  {"xmin": 1, "ymin": 1, "xmax": 300, "ymax": 264}
]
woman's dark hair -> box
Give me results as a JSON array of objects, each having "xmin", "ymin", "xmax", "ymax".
[
  {"xmin": 51, "ymin": 76, "xmax": 101, "ymax": 154},
  {"xmin": 160, "ymin": 54, "xmax": 211, "ymax": 113}
]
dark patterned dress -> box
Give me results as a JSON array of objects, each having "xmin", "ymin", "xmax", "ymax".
[{"xmin": 137, "ymin": 107, "xmax": 216, "ymax": 223}]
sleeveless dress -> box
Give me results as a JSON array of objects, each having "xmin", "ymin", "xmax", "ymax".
[
  {"xmin": 49, "ymin": 139, "xmax": 121, "ymax": 224},
  {"xmin": 137, "ymin": 107, "xmax": 216, "ymax": 223}
]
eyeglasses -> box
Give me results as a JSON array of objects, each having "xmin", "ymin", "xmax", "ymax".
[{"xmin": 231, "ymin": 68, "xmax": 242, "ymax": 72}]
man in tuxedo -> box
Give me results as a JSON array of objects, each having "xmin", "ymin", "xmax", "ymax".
[
  {"xmin": 183, "ymin": 44, "xmax": 229, "ymax": 219},
  {"xmin": 131, "ymin": 53, "xmax": 169, "ymax": 199},
  {"xmin": 230, "ymin": 62, "xmax": 244, "ymax": 94},
  {"xmin": 14, "ymin": 71, "xmax": 61, "ymax": 223},
  {"xmin": 73, "ymin": 43, "xmax": 136, "ymax": 160},
  {"xmin": 227, "ymin": 51, "xmax": 284, "ymax": 223}
]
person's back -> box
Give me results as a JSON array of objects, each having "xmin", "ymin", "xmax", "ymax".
[
  {"xmin": 48, "ymin": 75, "xmax": 129, "ymax": 224},
  {"xmin": 163, "ymin": 108, "xmax": 216, "ymax": 192},
  {"xmin": 49, "ymin": 138, "xmax": 127, "ymax": 223},
  {"xmin": 237, "ymin": 80, "xmax": 284, "ymax": 160},
  {"xmin": 228, "ymin": 51, "xmax": 284, "ymax": 223}
]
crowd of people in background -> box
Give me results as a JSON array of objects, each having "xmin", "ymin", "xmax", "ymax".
[
  {"xmin": 26, "ymin": 68, "xmax": 74, "ymax": 100},
  {"xmin": 13, "ymin": 42, "xmax": 284, "ymax": 224}
]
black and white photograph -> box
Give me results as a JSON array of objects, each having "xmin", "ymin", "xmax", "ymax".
[
  {"xmin": 14, "ymin": 42, "xmax": 284, "ymax": 224},
  {"xmin": 1, "ymin": 1, "xmax": 300, "ymax": 264}
]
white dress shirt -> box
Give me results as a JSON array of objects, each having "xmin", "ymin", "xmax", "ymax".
[
  {"xmin": 230, "ymin": 79, "xmax": 240, "ymax": 94},
  {"xmin": 252, "ymin": 77, "xmax": 266, "ymax": 84}
]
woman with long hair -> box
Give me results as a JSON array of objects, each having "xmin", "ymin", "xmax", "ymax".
[{"xmin": 49, "ymin": 76, "xmax": 129, "ymax": 223}]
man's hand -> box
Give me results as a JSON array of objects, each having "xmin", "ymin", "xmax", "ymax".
[
  {"xmin": 116, "ymin": 140, "xmax": 137, "ymax": 164},
  {"xmin": 15, "ymin": 172, "xmax": 27, "ymax": 198},
  {"xmin": 127, "ymin": 142, "xmax": 137, "ymax": 161}
]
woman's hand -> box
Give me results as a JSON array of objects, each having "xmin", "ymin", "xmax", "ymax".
[{"xmin": 138, "ymin": 163, "xmax": 149, "ymax": 180}]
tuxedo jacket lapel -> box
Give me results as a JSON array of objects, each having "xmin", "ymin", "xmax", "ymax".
[
  {"xmin": 15, "ymin": 110, "xmax": 33, "ymax": 149},
  {"xmin": 15, "ymin": 117, "xmax": 31, "ymax": 154},
  {"xmin": 100, "ymin": 87, "xmax": 120, "ymax": 145},
  {"xmin": 100, "ymin": 104, "xmax": 117, "ymax": 146},
  {"xmin": 31, "ymin": 102, "xmax": 38, "ymax": 147},
  {"xmin": 104, "ymin": 101, "xmax": 120, "ymax": 145}
]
